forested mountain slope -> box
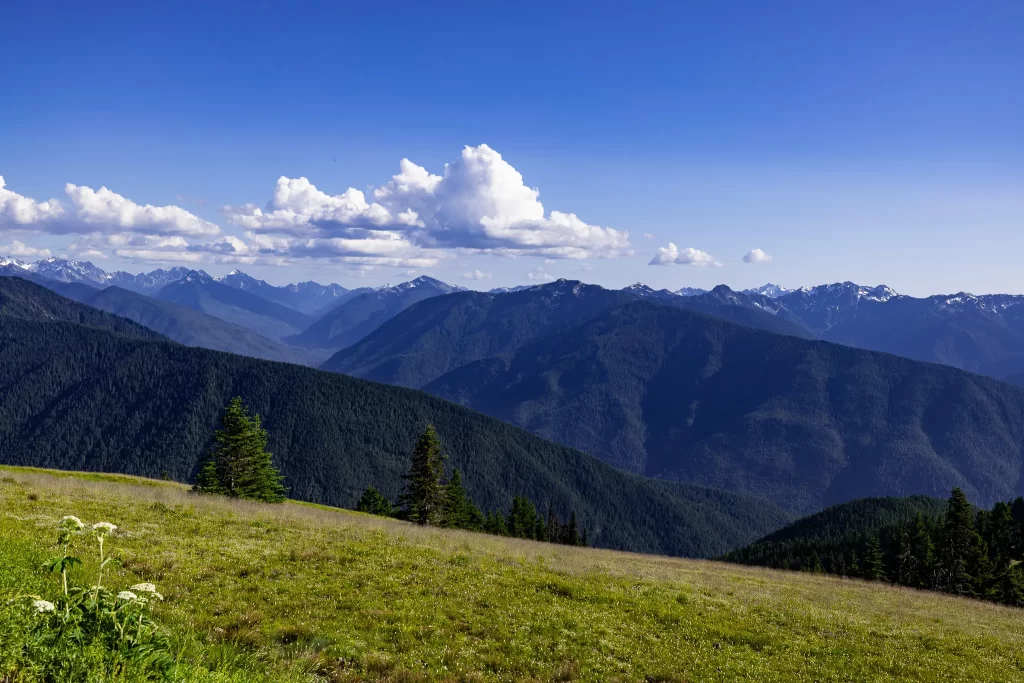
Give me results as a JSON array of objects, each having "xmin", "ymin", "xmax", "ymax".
[
  {"xmin": 731, "ymin": 496, "xmax": 948, "ymax": 549},
  {"xmin": 324, "ymin": 280, "xmax": 811, "ymax": 385},
  {"xmin": 720, "ymin": 496, "xmax": 949, "ymax": 573},
  {"xmin": 52, "ymin": 284, "xmax": 326, "ymax": 365},
  {"xmin": 424, "ymin": 302, "xmax": 1024, "ymax": 514},
  {"xmin": 323, "ymin": 280, "xmax": 638, "ymax": 386},
  {"xmin": 0, "ymin": 284, "xmax": 789, "ymax": 557},
  {"xmin": 0, "ymin": 276, "xmax": 163, "ymax": 342}
]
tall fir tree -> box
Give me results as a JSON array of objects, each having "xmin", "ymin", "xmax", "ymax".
[
  {"xmin": 508, "ymin": 496, "xmax": 539, "ymax": 539},
  {"xmin": 484, "ymin": 510, "xmax": 509, "ymax": 536},
  {"xmin": 545, "ymin": 503, "xmax": 558, "ymax": 543},
  {"xmin": 192, "ymin": 396, "xmax": 286, "ymax": 502},
  {"xmin": 862, "ymin": 535, "xmax": 887, "ymax": 581},
  {"xmin": 564, "ymin": 510, "xmax": 581, "ymax": 546},
  {"xmin": 908, "ymin": 513, "xmax": 937, "ymax": 589},
  {"xmin": 847, "ymin": 550, "xmax": 860, "ymax": 578},
  {"xmin": 940, "ymin": 488, "xmax": 980, "ymax": 595},
  {"xmin": 441, "ymin": 469, "xmax": 483, "ymax": 530},
  {"xmin": 400, "ymin": 425, "xmax": 446, "ymax": 525}
]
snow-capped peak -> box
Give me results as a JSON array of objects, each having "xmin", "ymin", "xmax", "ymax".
[
  {"xmin": 377, "ymin": 276, "xmax": 462, "ymax": 295},
  {"xmin": 743, "ymin": 283, "xmax": 793, "ymax": 299},
  {"xmin": 0, "ymin": 257, "xmax": 30, "ymax": 270},
  {"xmin": 26, "ymin": 258, "xmax": 108, "ymax": 285}
]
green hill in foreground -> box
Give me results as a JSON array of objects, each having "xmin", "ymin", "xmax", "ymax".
[{"xmin": 2, "ymin": 468, "xmax": 1023, "ymax": 682}]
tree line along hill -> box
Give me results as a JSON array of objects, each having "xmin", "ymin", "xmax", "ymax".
[
  {"xmin": 724, "ymin": 490, "xmax": 1024, "ymax": 607},
  {"xmin": 0, "ymin": 276, "xmax": 789, "ymax": 558}
]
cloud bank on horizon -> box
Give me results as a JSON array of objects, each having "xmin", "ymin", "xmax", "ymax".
[{"xmin": 2, "ymin": 145, "xmax": 704, "ymax": 273}]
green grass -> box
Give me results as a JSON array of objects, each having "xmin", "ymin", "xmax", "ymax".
[{"xmin": 2, "ymin": 467, "xmax": 1024, "ymax": 682}]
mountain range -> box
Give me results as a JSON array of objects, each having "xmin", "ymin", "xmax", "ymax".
[
  {"xmin": 326, "ymin": 289, "xmax": 1024, "ymax": 515},
  {"xmin": 6, "ymin": 256, "xmax": 1024, "ymax": 544},
  {"xmin": 0, "ymin": 276, "xmax": 791, "ymax": 558},
  {"xmin": 8, "ymin": 257, "xmax": 1024, "ymax": 380}
]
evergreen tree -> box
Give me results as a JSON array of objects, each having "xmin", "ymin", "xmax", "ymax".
[
  {"xmin": 484, "ymin": 510, "xmax": 508, "ymax": 536},
  {"xmin": 508, "ymin": 496, "xmax": 539, "ymax": 539},
  {"xmin": 441, "ymin": 469, "xmax": 482, "ymax": 530},
  {"xmin": 848, "ymin": 550, "xmax": 860, "ymax": 578},
  {"xmin": 862, "ymin": 535, "xmax": 886, "ymax": 581},
  {"xmin": 356, "ymin": 486, "xmax": 393, "ymax": 516},
  {"xmin": 808, "ymin": 551, "xmax": 824, "ymax": 574},
  {"xmin": 895, "ymin": 525, "xmax": 914, "ymax": 585},
  {"xmin": 545, "ymin": 503, "xmax": 558, "ymax": 543},
  {"xmin": 564, "ymin": 510, "xmax": 581, "ymax": 546},
  {"xmin": 400, "ymin": 425, "xmax": 446, "ymax": 525},
  {"xmin": 908, "ymin": 514, "xmax": 937, "ymax": 589},
  {"xmin": 534, "ymin": 514, "xmax": 548, "ymax": 542},
  {"xmin": 192, "ymin": 397, "xmax": 286, "ymax": 502},
  {"xmin": 940, "ymin": 488, "xmax": 979, "ymax": 595},
  {"xmin": 998, "ymin": 563, "xmax": 1024, "ymax": 606},
  {"xmin": 986, "ymin": 502, "xmax": 1018, "ymax": 572}
]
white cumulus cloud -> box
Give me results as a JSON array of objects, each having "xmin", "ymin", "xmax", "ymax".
[
  {"xmin": 3, "ymin": 144, "xmax": 629, "ymax": 269},
  {"xmin": 743, "ymin": 248, "xmax": 772, "ymax": 263},
  {"xmin": 463, "ymin": 269, "xmax": 491, "ymax": 280},
  {"xmin": 649, "ymin": 243, "xmax": 721, "ymax": 267},
  {"xmin": 64, "ymin": 184, "xmax": 220, "ymax": 237},
  {"xmin": 226, "ymin": 144, "xmax": 630, "ymax": 261},
  {"xmin": 0, "ymin": 177, "xmax": 65, "ymax": 226}
]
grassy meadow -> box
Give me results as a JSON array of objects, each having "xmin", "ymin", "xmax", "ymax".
[{"xmin": 1, "ymin": 466, "xmax": 1023, "ymax": 682}]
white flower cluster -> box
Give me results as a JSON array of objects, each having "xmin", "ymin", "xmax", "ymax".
[
  {"xmin": 33, "ymin": 599, "xmax": 56, "ymax": 613},
  {"xmin": 91, "ymin": 521, "xmax": 117, "ymax": 536},
  {"xmin": 130, "ymin": 583, "xmax": 164, "ymax": 601},
  {"xmin": 59, "ymin": 515, "xmax": 85, "ymax": 530}
]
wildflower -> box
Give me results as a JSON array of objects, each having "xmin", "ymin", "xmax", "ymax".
[
  {"xmin": 130, "ymin": 583, "xmax": 164, "ymax": 600},
  {"xmin": 116, "ymin": 591, "xmax": 140, "ymax": 602},
  {"xmin": 92, "ymin": 521, "xmax": 118, "ymax": 536},
  {"xmin": 33, "ymin": 599, "xmax": 56, "ymax": 613},
  {"xmin": 59, "ymin": 515, "xmax": 85, "ymax": 530}
]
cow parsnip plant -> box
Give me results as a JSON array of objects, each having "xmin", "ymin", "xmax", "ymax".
[{"xmin": 8, "ymin": 515, "xmax": 173, "ymax": 680}]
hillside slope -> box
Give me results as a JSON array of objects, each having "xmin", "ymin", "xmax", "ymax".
[
  {"xmin": 0, "ymin": 276, "xmax": 163, "ymax": 342},
  {"xmin": 323, "ymin": 281, "xmax": 638, "ymax": 386},
  {"xmin": 51, "ymin": 283, "xmax": 325, "ymax": 365},
  {"xmin": 425, "ymin": 302, "xmax": 1024, "ymax": 514},
  {"xmin": 0, "ymin": 284, "xmax": 788, "ymax": 558},
  {"xmin": 3, "ymin": 469, "xmax": 1023, "ymax": 682},
  {"xmin": 721, "ymin": 496, "xmax": 950, "ymax": 573},
  {"xmin": 323, "ymin": 280, "xmax": 811, "ymax": 386}
]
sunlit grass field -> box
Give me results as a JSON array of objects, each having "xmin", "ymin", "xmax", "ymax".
[{"xmin": 2, "ymin": 465, "xmax": 1023, "ymax": 682}]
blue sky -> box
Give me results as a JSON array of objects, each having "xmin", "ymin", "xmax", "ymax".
[{"xmin": 2, "ymin": 1, "xmax": 1022, "ymax": 295}]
